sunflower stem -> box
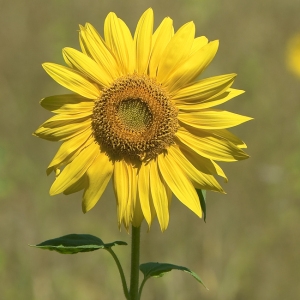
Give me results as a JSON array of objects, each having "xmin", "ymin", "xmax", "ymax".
[{"xmin": 129, "ymin": 225, "xmax": 141, "ymax": 300}]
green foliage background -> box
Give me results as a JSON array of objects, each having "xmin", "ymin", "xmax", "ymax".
[{"xmin": 0, "ymin": 0, "xmax": 299, "ymax": 299}]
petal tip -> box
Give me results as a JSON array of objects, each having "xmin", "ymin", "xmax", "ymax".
[
  {"xmin": 145, "ymin": 7, "xmax": 153, "ymax": 13},
  {"xmin": 82, "ymin": 204, "xmax": 88, "ymax": 214},
  {"xmin": 49, "ymin": 186, "xmax": 57, "ymax": 196},
  {"xmin": 41, "ymin": 62, "xmax": 50, "ymax": 70}
]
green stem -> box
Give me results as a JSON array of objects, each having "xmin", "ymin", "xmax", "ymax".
[
  {"xmin": 129, "ymin": 225, "xmax": 141, "ymax": 300},
  {"xmin": 138, "ymin": 277, "xmax": 147, "ymax": 300},
  {"xmin": 106, "ymin": 248, "xmax": 130, "ymax": 300}
]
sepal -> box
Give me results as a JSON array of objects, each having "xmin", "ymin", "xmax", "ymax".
[{"xmin": 196, "ymin": 189, "xmax": 207, "ymax": 222}]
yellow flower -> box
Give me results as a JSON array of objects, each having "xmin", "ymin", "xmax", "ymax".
[
  {"xmin": 286, "ymin": 33, "xmax": 300, "ymax": 77},
  {"xmin": 35, "ymin": 8, "xmax": 251, "ymax": 231}
]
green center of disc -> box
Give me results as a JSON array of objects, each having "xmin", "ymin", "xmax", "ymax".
[{"xmin": 117, "ymin": 99, "xmax": 152, "ymax": 131}]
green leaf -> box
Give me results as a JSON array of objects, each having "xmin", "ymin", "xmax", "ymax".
[
  {"xmin": 30, "ymin": 234, "xmax": 127, "ymax": 254},
  {"xmin": 196, "ymin": 189, "xmax": 207, "ymax": 222},
  {"xmin": 140, "ymin": 262, "xmax": 207, "ymax": 289}
]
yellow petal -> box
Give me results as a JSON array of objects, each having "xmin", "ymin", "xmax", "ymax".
[
  {"xmin": 34, "ymin": 117, "xmax": 91, "ymax": 141},
  {"xmin": 78, "ymin": 24, "xmax": 88, "ymax": 56},
  {"xmin": 63, "ymin": 47, "xmax": 112, "ymax": 88},
  {"xmin": 190, "ymin": 36, "xmax": 208, "ymax": 55},
  {"xmin": 207, "ymin": 128, "xmax": 248, "ymax": 149},
  {"xmin": 40, "ymin": 94, "xmax": 94, "ymax": 114},
  {"xmin": 149, "ymin": 195, "xmax": 157, "ymax": 225},
  {"xmin": 168, "ymin": 145, "xmax": 224, "ymax": 192},
  {"xmin": 47, "ymin": 129, "xmax": 92, "ymax": 175},
  {"xmin": 180, "ymin": 146, "xmax": 228, "ymax": 182},
  {"xmin": 157, "ymin": 152, "xmax": 202, "ymax": 218},
  {"xmin": 132, "ymin": 192, "xmax": 144, "ymax": 228},
  {"xmin": 167, "ymin": 40, "xmax": 219, "ymax": 92},
  {"xmin": 134, "ymin": 8, "xmax": 153, "ymax": 74},
  {"xmin": 38, "ymin": 113, "xmax": 89, "ymax": 125},
  {"xmin": 50, "ymin": 143, "xmax": 99, "ymax": 195},
  {"xmin": 176, "ymin": 127, "xmax": 249, "ymax": 162},
  {"xmin": 42, "ymin": 63, "xmax": 100, "ymax": 99},
  {"xmin": 82, "ymin": 152, "xmax": 114, "ymax": 213},
  {"xmin": 104, "ymin": 13, "xmax": 134, "ymax": 74},
  {"xmin": 179, "ymin": 109, "xmax": 252, "ymax": 129},
  {"xmin": 149, "ymin": 159, "xmax": 169, "ymax": 231},
  {"xmin": 126, "ymin": 166, "xmax": 142, "ymax": 228},
  {"xmin": 138, "ymin": 162, "xmax": 152, "ymax": 227},
  {"xmin": 172, "ymin": 74, "xmax": 236, "ymax": 103},
  {"xmin": 176, "ymin": 88, "xmax": 245, "ymax": 111},
  {"xmin": 63, "ymin": 174, "xmax": 88, "ymax": 195},
  {"xmin": 122, "ymin": 165, "xmax": 136, "ymax": 229},
  {"xmin": 211, "ymin": 160, "xmax": 228, "ymax": 182},
  {"xmin": 39, "ymin": 112, "xmax": 91, "ymax": 123},
  {"xmin": 149, "ymin": 17, "xmax": 174, "ymax": 77},
  {"xmin": 157, "ymin": 22, "xmax": 195, "ymax": 84},
  {"xmin": 79, "ymin": 24, "xmax": 121, "ymax": 80},
  {"xmin": 113, "ymin": 160, "xmax": 130, "ymax": 227}
]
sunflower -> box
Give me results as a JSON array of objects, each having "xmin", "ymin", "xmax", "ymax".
[{"xmin": 35, "ymin": 8, "xmax": 251, "ymax": 231}]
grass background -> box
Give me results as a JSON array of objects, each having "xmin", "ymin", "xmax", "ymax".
[{"xmin": 1, "ymin": 0, "xmax": 299, "ymax": 299}]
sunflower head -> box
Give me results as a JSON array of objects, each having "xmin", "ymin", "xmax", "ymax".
[{"xmin": 35, "ymin": 8, "xmax": 251, "ymax": 231}]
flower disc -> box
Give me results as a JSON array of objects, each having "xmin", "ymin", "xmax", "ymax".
[{"xmin": 92, "ymin": 75, "xmax": 178, "ymax": 162}]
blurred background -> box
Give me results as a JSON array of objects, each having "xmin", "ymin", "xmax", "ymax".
[{"xmin": 1, "ymin": 0, "xmax": 299, "ymax": 299}]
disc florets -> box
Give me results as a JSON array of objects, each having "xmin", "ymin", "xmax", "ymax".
[{"xmin": 92, "ymin": 74, "xmax": 178, "ymax": 162}]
